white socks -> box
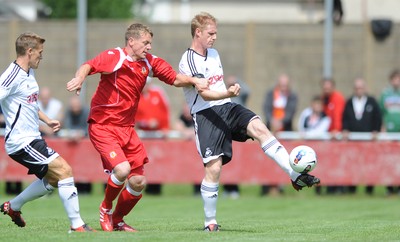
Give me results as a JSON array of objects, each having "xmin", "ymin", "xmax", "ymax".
[
  {"xmin": 9, "ymin": 179, "xmax": 54, "ymax": 211},
  {"xmin": 261, "ymin": 137, "xmax": 300, "ymax": 181},
  {"xmin": 200, "ymin": 180, "xmax": 219, "ymax": 227},
  {"xmin": 58, "ymin": 177, "xmax": 84, "ymax": 229}
]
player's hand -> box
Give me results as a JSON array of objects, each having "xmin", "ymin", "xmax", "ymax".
[
  {"xmin": 47, "ymin": 119, "xmax": 61, "ymax": 133},
  {"xmin": 67, "ymin": 77, "xmax": 84, "ymax": 95},
  {"xmin": 291, "ymin": 173, "xmax": 320, "ymax": 191},
  {"xmin": 194, "ymin": 78, "xmax": 210, "ymax": 92},
  {"xmin": 227, "ymin": 83, "xmax": 240, "ymax": 97},
  {"xmin": 192, "ymin": 73, "xmax": 209, "ymax": 92}
]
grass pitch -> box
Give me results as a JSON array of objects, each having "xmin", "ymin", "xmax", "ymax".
[{"xmin": 0, "ymin": 184, "xmax": 399, "ymax": 242}]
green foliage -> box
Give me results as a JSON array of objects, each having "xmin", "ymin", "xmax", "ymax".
[
  {"xmin": 0, "ymin": 184, "xmax": 399, "ymax": 241},
  {"xmin": 40, "ymin": 0, "xmax": 134, "ymax": 19}
]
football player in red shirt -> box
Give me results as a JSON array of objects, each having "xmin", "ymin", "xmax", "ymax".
[{"xmin": 67, "ymin": 23, "xmax": 208, "ymax": 232}]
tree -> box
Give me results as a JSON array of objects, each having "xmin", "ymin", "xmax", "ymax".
[{"xmin": 40, "ymin": 0, "xmax": 135, "ymax": 19}]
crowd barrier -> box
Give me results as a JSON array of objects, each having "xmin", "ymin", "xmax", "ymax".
[{"xmin": 0, "ymin": 131, "xmax": 400, "ymax": 185}]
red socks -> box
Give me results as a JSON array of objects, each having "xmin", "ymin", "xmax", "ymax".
[{"xmin": 112, "ymin": 189, "xmax": 142, "ymax": 224}]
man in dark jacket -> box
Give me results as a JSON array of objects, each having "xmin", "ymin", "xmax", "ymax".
[{"xmin": 342, "ymin": 78, "xmax": 382, "ymax": 195}]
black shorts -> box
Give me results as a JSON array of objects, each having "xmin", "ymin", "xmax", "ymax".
[
  {"xmin": 193, "ymin": 102, "xmax": 258, "ymax": 165},
  {"xmin": 9, "ymin": 139, "xmax": 59, "ymax": 179}
]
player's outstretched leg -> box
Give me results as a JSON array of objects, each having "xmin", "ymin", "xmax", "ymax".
[
  {"xmin": 291, "ymin": 174, "xmax": 321, "ymax": 191},
  {"xmin": 0, "ymin": 178, "xmax": 55, "ymax": 227},
  {"xmin": 1, "ymin": 201, "xmax": 26, "ymax": 227}
]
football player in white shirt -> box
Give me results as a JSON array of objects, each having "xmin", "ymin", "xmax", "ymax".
[
  {"xmin": 179, "ymin": 12, "xmax": 321, "ymax": 232},
  {"xmin": 0, "ymin": 32, "xmax": 94, "ymax": 232}
]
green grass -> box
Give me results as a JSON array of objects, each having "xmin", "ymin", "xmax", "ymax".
[{"xmin": 1, "ymin": 184, "xmax": 399, "ymax": 242}]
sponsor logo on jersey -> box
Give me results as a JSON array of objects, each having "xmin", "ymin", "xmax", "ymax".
[
  {"xmin": 108, "ymin": 51, "xmax": 115, "ymax": 55},
  {"xmin": 208, "ymin": 74, "xmax": 223, "ymax": 85},
  {"xmin": 27, "ymin": 92, "xmax": 38, "ymax": 104}
]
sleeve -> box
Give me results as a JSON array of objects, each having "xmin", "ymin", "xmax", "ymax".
[
  {"xmin": 263, "ymin": 90, "xmax": 273, "ymax": 121},
  {"xmin": 0, "ymin": 79, "xmax": 17, "ymax": 101},
  {"xmin": 0, "ymin": 86, "xmax": 10, "ymax": 101},
  {"xmin": 297, "ymin": 109, "xmax": 308, "ymax": 132},
  {"xmin": 284, "ymin": 92, "xmax": 298, "ymax": 124},
  {"xmin": 341, "ymin": 100, "xmax": 351, "ymax": 131},
  {"xmin": 331, "ymin": 93, "xmax": 345, "ymax": 131},
  {"xmin": 148, "ymin": 54, "xmax": 177, "ymax": 85},
  {"xmin": 312, "ymin": 116, "xmax": 331, "ymax": 134},
  {"xmin": 85, "ymin": 49, "xmax": 121, "ymax": 75},
  {"xmin": 371, "ymin": 97, "xmax": 382, "ymax": 132},
  {"xmin": 378, "ymin": 91, "xmax": 387, "ymax": 116},
  {"xmin": 155, "ymin": 89, "xmax": 170, "ymax": 130},
  {"xmin": 179, "ymin": 53, "xmax": 190, "ymax": 75}
]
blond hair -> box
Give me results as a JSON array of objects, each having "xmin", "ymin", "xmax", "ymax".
[
  {"xmin": 191, "ymin": 12, "xmax": 217, "ymax": 38},
  {"xmin": 15, "ymin": 32, "xmax": 45, "ymax": 57}
]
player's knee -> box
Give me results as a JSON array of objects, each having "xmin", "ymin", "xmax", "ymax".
[
  {"xmin": 113, "ymin": 161, "xmax": 131, "ymax": 181},
  {"xmin": 128, "ymin": 176, "xmax": 146, "ymax": 191},
  {"xmin": 47, "ymin": 157, "xmax": 73, "ymax": 181},
  {"xmin": 248, "ymin": 120, "xmax": 271, "ymax": 141}
]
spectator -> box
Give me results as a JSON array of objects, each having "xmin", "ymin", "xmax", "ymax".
[
  {"xmin": 342, "ymin": 78, "xmax": 382, "ymax": 195},
  {"xmin": 136, "ymin": 78, "xmax": 170, "ymax": 195},
  {"xmin": 174, "ymin": 102, "xmax": 195, "ymax": 140},
  {"xmin": 321, "ymin": 78, "xmax": 345, "ymax": 194},
  {"xmin": 63, "ymin": 95, "xmax": 89, "ymax": 141},
  {"xmin": 321, "ymin": 78, "xmax": 345, "ymax": 137},
  {"xmin": 263, "ymin": 74, "xmax": 297, "ymax": 133},
  {"xmin": 379, "ymin": 69, "xmax": 400, "ymax": 195},
  {"xmin": 38, "ymin": 86, "xmax": 63, "ymax": 137},
  {"xmin": 63, "ymin": 95, "xmax": 91, "ymax": 194},
  {"xmin": 297, "ymin": 95, "xmax": 331, "ymax": 138},
  {"xmin": 297, "ymin": 95, "xmax": 331, "ymax": 195},
  {"xmin": 262, "ymin": 73, "xmax": 298, "ymax": 195}
]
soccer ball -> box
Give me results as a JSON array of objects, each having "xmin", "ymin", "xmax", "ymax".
[{"xmin": 289, "ymin": 145, "xmax": 317, "ymax": 174}]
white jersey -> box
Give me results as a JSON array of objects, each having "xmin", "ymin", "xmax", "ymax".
[
  {"xmin": 0, "ymin": 62, "xmax": 41, "ymax": 154},
  {"xmin": 179, "ymin": 48, "xmax": 230, "ymax": 114}
]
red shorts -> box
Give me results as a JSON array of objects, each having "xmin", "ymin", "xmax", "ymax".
[{"xmin": 88, "ymin": 123, "xmax": 148, "ymax": 176}]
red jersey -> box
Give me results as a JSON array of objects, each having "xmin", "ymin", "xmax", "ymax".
[
  {"xmin": 323, "ymin": 90, "xmax": 345, "ymax": 132},
  {"xmin": 86, "ymin": 47, "xmax": 176, "ymax": 126},
  {"xmin": 136, "ymin": 86, "xmax": 170, "ymax": 131}
]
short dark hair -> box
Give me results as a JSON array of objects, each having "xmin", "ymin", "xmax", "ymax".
[
  {"xmin": 389, "ymin": 69, "xmax": 400, "ymax": 80},
  {"xmin": 125, "ymin": 23, "xmax": 153, "ymax": 44}
]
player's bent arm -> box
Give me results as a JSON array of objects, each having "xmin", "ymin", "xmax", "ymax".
[
  {"xmin": 38, "ymin": 109, "xmax": 51, "ymax": 125},
  {"xmin": 38, "ymin": 110, "xmax": 61, "ymax": 132},
  {"xmin": 199, "ymin": 83, "xmax": 241, "ymax": 101},
  {"xmin": 67, "ymin": 64, "xmax": 92, "ymax": 95},
  {"xmin": 173, "ymin": 73, "xmax": 209, "ymax": 92}
]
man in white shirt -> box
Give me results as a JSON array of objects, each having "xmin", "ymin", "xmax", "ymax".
[
  {"xmin": 179, "ymin": 12, "xmax": 320, "ymax": 232},
  {"xmin": 0, "ymin": 32, "xmax": 94, "ymax": 232}
]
